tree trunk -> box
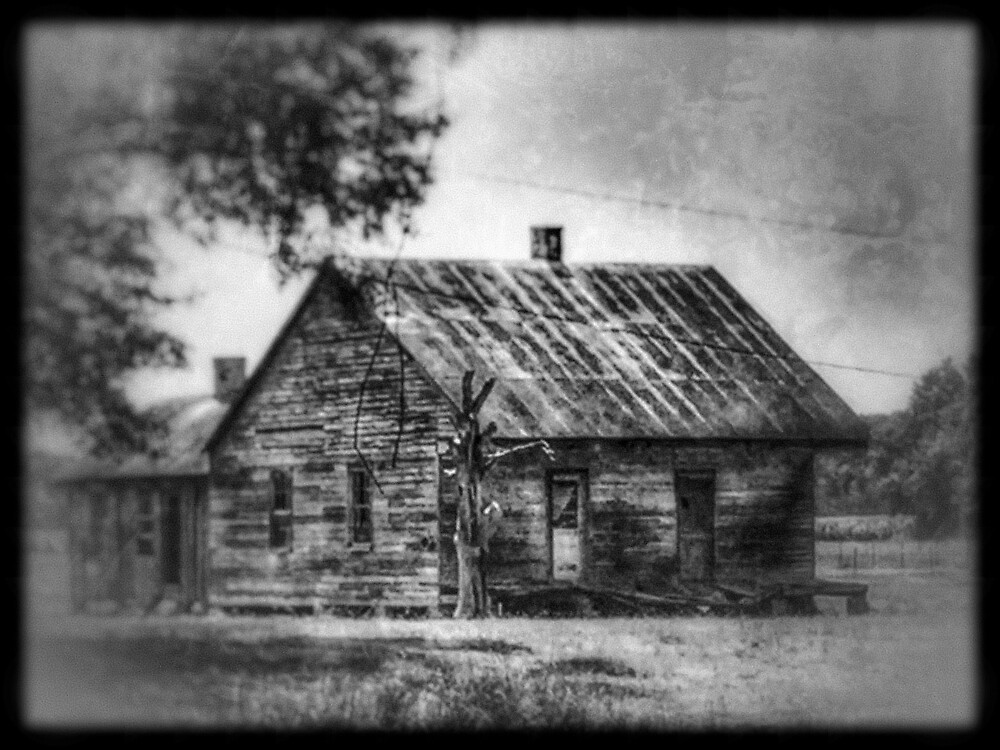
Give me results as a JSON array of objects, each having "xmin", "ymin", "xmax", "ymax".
[
  {"xmin": 454, "ymin": 539, "xmax": 489, "ymax": 618},
  {"xmin": 453, "ymin": 463, "xmax": 490, "ymax": 618}
]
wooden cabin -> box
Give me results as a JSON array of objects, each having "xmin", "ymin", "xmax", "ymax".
[
  {"xmin": 56, "ymin": 361, "xmax": 240, "ymax": 614},
  {"xmin": 204, "ymin": 230, "xmax": 868, "ymax": 616}
]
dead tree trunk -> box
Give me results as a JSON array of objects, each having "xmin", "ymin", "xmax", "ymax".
[
  {"xmin": 454, "ymin": 454, "xmax": 489, "ymax": 618},
  {"xmin": 450, "ymin": 371, "xmax": 552, "ymax": 619}
]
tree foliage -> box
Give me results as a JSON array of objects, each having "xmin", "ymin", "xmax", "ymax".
[
  {"xmin": 25, "ymin": 24, "xmax": 447, "ymax": 455},
  {"xmin": 815, "ymin": 356, "xmax": 976, "ymax": 538},
  {"xmin": 157, "ymin": 26, "xmax": 446, "ymax": 275}
]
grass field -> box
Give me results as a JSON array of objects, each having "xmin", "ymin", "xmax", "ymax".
[{"xmin": 23, "ymin": 541, "xmax": 978, "ymax": 730}]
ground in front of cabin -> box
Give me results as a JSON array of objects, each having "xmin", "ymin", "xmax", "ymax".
[{"xmin": 22, "ymin": 540, "xmax": 978, "ymax": 730}]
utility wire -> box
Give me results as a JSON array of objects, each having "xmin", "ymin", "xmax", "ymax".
[
  {"xmin": 219, "ymin": 246, "xmax": 918, "ymax": 379},
  {"xmin": 463, "ymin": 171, "xmax": 957, "ymax": 247},
  {"xmin": 365, "ymin": 275, "xmax": 920, "ymax": 380}
]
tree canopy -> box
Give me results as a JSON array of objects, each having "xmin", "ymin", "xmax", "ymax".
[
  {"xmin": 815, "ymin": 356, "xmax": 976, "ymax": 538},
  {"xmin": 25, "ymin": 24, "xmax": 448, "ymax": 455}
]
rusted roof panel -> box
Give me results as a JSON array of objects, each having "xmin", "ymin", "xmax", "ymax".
[{"xmin": 333, "ymin": 256, "xmax": 868, "ymax": 442}]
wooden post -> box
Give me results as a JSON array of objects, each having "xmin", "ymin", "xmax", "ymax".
[
  {"xmin": 67, "ymin": 488, "xmax": 85, "ymax": 614},
  {"xmin": 853, "ymin": 547, "xmax": 858, "ymax": 571},
  {"xmin": 115, "ymin": 490, "xmax": 126, "ymax": 611}
]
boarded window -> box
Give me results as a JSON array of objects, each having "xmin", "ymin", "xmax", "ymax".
[
  {"xmin": 269, "ymin": 469, "xmax": 293, "ymax": 548},
  {"xmin": 349, "ymin": 468, "xmax": 373, "ymax": 544},
  {"xmin": 136, "ymin": 493, "xmax": 156, "ymax": 556},
  {"xmin": 550, "ymin": 472, "xmax": 583, "ymax": 529}
]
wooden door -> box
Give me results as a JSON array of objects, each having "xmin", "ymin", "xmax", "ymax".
[
  {"xmin": 161, "ymin": 494, "xmax": 182, "ymax": 588},
  {"xmin": 549, "ymin": 470, "xmax": 586, "ymax": 583},
  {"xmin": 676, "ymin": 470, "xmax": 716, "ymax": 582},
  {"xmin": 132, "ymin": 489, "xmax": 160, "ymax": 606},
  {"xmin": 116, "ymin": 489, "xmax": 138, "ymax": 606}
]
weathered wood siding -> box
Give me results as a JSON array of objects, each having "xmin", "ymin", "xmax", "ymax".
[
  {"xmin": 702, "ymin": 444, "xmax": 815, "ymax": 583},
  {"xmin": 452, "ymin": 441, "xmax": 678, "ymax": 593},
  {"xmin": 208, "ymin": 274, "xmax": 453, "ymax": 612},
  {"xmin": 440, "ymin": 440, "xmax": 815, "ymax": 595},
  {"xmin": 64, "ymin": 477, "xmax": 206, "ymax": 612}
]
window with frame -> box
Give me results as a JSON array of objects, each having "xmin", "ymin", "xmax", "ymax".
[
  {"xmin": 269, "ymin": 469, "xmax": 293, "ymax": 548},
  {"xmin": 349, "ymin": 468, "xmax": 372, "ymax": 545},
  {"xmin": 549, "ymin": 471, "xmax": 584, "ymax": 530}
]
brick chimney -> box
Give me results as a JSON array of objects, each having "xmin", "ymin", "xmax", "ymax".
[
  {"xmin": 530, "ymin": 226, "xmax": 563, "ymax": 263},
  {"xmin": 213, "ymin": 357, "xmax": 246, "ymax": 403}
]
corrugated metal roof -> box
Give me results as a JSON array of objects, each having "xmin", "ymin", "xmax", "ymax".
[
  {"xmin": 60, "ymin": 394, "xmax": 227, "ymax": 481},
  {"xmin": 333, "ymin": 256, "xmax": 868, "ymax": 442}
]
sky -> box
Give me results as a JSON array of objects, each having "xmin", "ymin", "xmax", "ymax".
[{"xmin": 29, "ymin": 22, "xmax": 978, "ymax": 428}]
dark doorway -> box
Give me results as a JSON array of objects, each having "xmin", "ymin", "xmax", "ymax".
[
  {"xmin": 161, "ymin": 495, "xmax": 182, "ymax": 585},
  {"xmin": 675, "ymin": 470, "xmax": 716, "ymax": 582}
]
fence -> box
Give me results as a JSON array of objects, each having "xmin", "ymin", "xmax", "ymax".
[
  {"xmin": 816, "ymin": 538, "xmax": 970, "ymax": 572},
  {"xmin": 815, "ymin": 514, "xmax": 914, "ymax": 542}
]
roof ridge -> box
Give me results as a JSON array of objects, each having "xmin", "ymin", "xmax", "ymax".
[
  {"xmin": 202, "ymin": 250, "xmax": 867, "ymax": 449},
  {"xmin": 342, "ymin": 255, "xmax": 713, "ymax": 270}
]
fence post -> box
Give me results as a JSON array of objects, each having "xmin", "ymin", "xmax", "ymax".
[{"xmin": 853, "ymin": 547, "xmax": 858, "ymax": 571}]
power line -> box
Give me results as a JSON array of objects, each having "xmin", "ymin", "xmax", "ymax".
[
  {"xmin": 349, "ymin": 44, "xmax": 448, "ymax": 487},
  {"xmin": 211, "ymin": 245, "xmax": 918, "ymax": 379},
  {"xmin": 364, "ymin": 275, "xmax": 920, "ymax": 380},
  {"xmin": 463, "ymin": 171, "xmax": 956, "ymax": 246}
]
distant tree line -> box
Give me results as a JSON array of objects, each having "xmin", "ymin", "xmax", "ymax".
[{"xmin": 815, "ymin": 356, "xmax": 976, "ymax": 539}]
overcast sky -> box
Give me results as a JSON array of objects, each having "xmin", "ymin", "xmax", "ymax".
[{"xmin": 42, "ymin": 21, "xmax": 975, "ymax": 419}]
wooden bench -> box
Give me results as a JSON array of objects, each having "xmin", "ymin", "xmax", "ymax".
[
  {"xmin": 714, "ymin": 579, "xmax": 869, "ymax": 615},
  {"xmin": 770, "ymin": 579, "xmax": 870, "ymax": 615}
]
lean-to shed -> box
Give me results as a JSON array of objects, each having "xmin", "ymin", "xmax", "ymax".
[{"xmin": 56, "ymin": 361, "xmax": 241, "ymax": 614}]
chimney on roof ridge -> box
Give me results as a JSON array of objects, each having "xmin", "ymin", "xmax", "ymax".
[
  {"xmin": 213, "ymin": 357, "xmax": 246, "ymax": 403},
  {"xmin": 530, "ymin": 226, "xmax": 563, "ymax": 263}
]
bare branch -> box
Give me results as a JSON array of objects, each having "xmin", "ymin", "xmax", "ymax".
[
  {"xmin": 469, "ymin": 377, "xmax": 497, "ymax": 417},
  {"xmin": 481, "ymin": 421, "xmax": 498, "ymax": 442},
  {"xmin": 390, "ymin": 282, "xmax": 406, "ymax": 468},
  {"xmin": 460, "ymin": 370, "xmax": 475, "ymax": 414},
  {"xmin": 352, "ymin": 321, "xmax": 387, "ymax": 496},
  {"xmin": 483, "ymin": 439, "xmax": 555, "ymax": 472}
]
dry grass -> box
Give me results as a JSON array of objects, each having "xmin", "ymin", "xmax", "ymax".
[{"xmin": 22, "ymin": 548, "xmax": 978, "ymax": 730}]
